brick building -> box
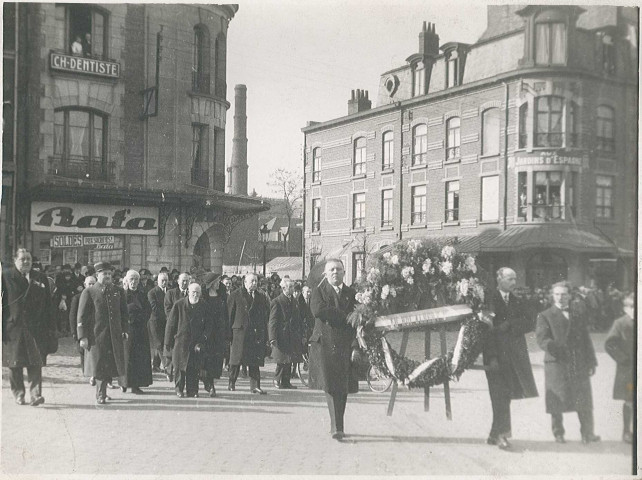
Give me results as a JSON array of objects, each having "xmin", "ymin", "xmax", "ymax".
[
  {"xmin": 2, "ymin": 3, "xmax": 267, "ymax": 273},
  {"xmin": 302, "ymin": 5, "xmax": 637, "ymax": 289}
]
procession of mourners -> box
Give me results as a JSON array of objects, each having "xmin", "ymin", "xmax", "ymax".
[{"xmin": 2, "ymin": 247, "xmax": 634, "ymax": 447}]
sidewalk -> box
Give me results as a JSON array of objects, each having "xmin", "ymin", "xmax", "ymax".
[{"xmin": 1, "ymin": 334, "xmax": 635, "ymax": 476}]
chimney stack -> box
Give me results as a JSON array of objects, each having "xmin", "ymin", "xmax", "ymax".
[
  {"xmin": 230, "ymin": 84, "xmax": 248, "ymax": 195},
  {"xmin": 348, "ymin": 89, "xmax": 372, "ymax": 115},
  {"xmin": 419, "ymin": 21, "xmax": 439, "ymax": 57}
]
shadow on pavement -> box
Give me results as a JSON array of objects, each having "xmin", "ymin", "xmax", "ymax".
[{"xmin": 42, "ymin": 402, "xmax": 291, "ymax": 413}]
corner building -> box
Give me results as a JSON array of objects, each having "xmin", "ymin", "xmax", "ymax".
[
  {"xmin": 302, "ymin": 5, "xmax": 637, "ymax": 289},
  {"xmin": 3, "ymin": 3, "xmax": 267, "ymax": 272}
]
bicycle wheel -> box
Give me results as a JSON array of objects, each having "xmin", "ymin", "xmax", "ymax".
[
  {"xmin": 297, "ymin": 352, "xmax": 310, "ymax": 388},
  {"xmin": 366, "ymin": 364, "xmax": 393, "ymax": 393}
]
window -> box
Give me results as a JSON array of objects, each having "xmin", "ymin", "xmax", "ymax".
[
  {"xmin": 312, "ymin": 148, "xmax": 321, "ymax": 182},
  {"xmin": 413, "ymin": 64, "xmax": 425, "ymax": 97},
  {"xmin": 353, "ymin": 137, "xmax": 366, "ymax": 175},
  {"xmin": 535, "ymin": 22, "xmax": 566, "ymax": 65},
  {"xmin": 312, "ymin": 199, "xmax": 321, "ymax": 232},
  {"xmin": 193, "ymin": 25, "xmax": 211, "ymax": 94},
  {"xmin": 446, "ymin": 51, "xmax": 459, "ymax": 88},
  {"xmin": 481, "ymin": 175, "xmax": 499, "ymax": 221},
  {"xmin": 567, "ymin": 102, "xmax": 578, "ymax": 147},
  {"xmin": 535, "ymin": 96, "xmax": 563, "ymax": 147},
  {"xmin": 533, "ymin": 171, "xmax": 563, "ymax": 220},
  {"xmin": 353, "ymin": 193, "xmax": 366, "ymax": 229},
  {"xmin": 52, "ymin": 109, "xmax": 109, "ymax": 181},
  {"xmin": 411, "ymin": 186, "xmax": 426, "ymax": 224},
  {"xmin": 596, "ymin": 106, "xmax": 615, "ymax": 152},
  {"xmin": 445, "ymin": 180, "xmax": 460, "ymax": 222},
  {"xmin": 596, "ymin": 175, "xmax": 613, "ymax": 219},
  {"xmin": 446, "ymin": 117, "xmax": 461, "ymax": 160},
  {"xmin": 352, "ymin": 252, "xmax": 365, "ymax": 284},
  {"xmin": 518, "ymin": 172, "xmax": 528, "ymax": 219},
  {"xmin": 518, "ymin": 103, "xmax": 529, "ymax": 149},
  {"xmin": 482, "ymin": 108, "xmax": 501, "ymax": 156},
  {"xmin": 412, "ymin": 125, "xmax": 427, "ymax": 166},
  {"xmin": 382, "ymin": 131, "xmax": 394, "ymax": 169},
  {"xmin": 381, "ymin": 189, "xmax": 393, "ymax": 227},
  {"xmin": 191, "ymin": 124, "xmax": 209, "ymax": 187},
  {"xmin": 599, "ymin": 32, "xmax": 616, "ymax": 75},
  {"xmin": 519, "ymin": 170, "xmax": 576, "ymax": 221},
  {"xmin": 61, "ymin": 5, "xmax": 109, "ymax": 59}
]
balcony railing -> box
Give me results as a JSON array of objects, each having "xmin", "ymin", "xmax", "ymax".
[
  {"xmin": 352, "ymin": 217, "xmax": 365, "ymax": 229},
  {"xmin": 381, "ymin": 218, "xmax": 393, "ymax": 227},
  {"xmin": 446, "ymin": 146, "xmax": 460, "ymax": 160},
  {"xmin": 312, "ymin": 221, "xmax": 320, "ymax": 232},
  {"xmin": 412, "ymin": 153, "xmax": 427, "ymax": 166},
  {"xmin": 444, "ymin": 209, "xmax": 459, "ymax": 222},
  {"xmin": 353, "ymin": 162, "xmax": 366, "ymax": 176},
  {"xmin": 48, "ymin": 156, "xmax": 114, "ymax": 182},
  {"xmin": 411, "ymin": 211, "xmax": 426, "ymax": 225},
  {"xmin": 191, "ymin": 168, "xmax": 210, "ymax": 188},
  {"xmin": 192, "ymin": 70, "xmax": 211, "ymax": 95}
]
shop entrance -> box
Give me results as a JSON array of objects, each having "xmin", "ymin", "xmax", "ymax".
[{"xmin": 526, "ymin": 252, "xmax": 567, "ymax": 288}]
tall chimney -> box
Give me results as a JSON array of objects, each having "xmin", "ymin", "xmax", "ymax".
[{"xmin": 230, "ymin": 84, "xmax": 248, "ymax": 195}]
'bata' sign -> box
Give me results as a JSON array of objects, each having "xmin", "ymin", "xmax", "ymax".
[
  {"xmin": 50, "ymin": 52, "xmax": 120, "ymax": 78},
  {"xmin": 31, "ymin": 202, "xmax": 158, "ymax": 236}
]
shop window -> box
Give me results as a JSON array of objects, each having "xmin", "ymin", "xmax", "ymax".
[
  {"xmin": 63, "ymin": 4, "xmax": 108, "ymax": 59},
  {"xmin": 191, "ymin": 124, "xmax": 209, "ymax": 187},
  {"xmin": 518, "ymin": 172, "xmax": 528, "ymax": 219},
  {"xmin": 52, "ymin": 109, "xmax": 110, "ymax": 181},
  {"xmin": 482, "ymin": 108, "xmax": 500, "ymax": 156},
  {"xmin": 312, "ymin": 198, "xmax": 321, "ymax": 232},
  {"xmin": 312, "ymin": 147, "xmax": 321, "ymax": 182},
  {"xmin": 352, "ymin": 251, "xmax": 365, "ymax": 284},
  {"xmin": 413, "ymin": 63, "xmax": 425, "ymax": 97},
  {"xmin": 535, "ymin": 96, "xmax": 563, "ymax": 147},
  {"xmin": 193, "ymin": 25, "xmax": 211, "ymax": 94},
  {"xmin": 412, "ymin": 124, "xmax": 427, "ymax": 166},
  {"xmin": 599, "ymin": 32, "xmax": 616, "ymax": 75},
  {"xmin": 352, "ymin": 193, "xmax": 366, "ymax": 229},
  {"xmin": 382, "ymin": 131, "xmax": 394, "ymax": 169},
  {"xmin": 518, "ymin": 103, "xmax": 529, "ymax": 149},
  {"xmin": 533, "ymin": 171, "xmax": 563, "ymax": 220},
  {"xmin": 596, "ymin": 105, "xmax": 615, "ymax": 153},
  {"xmin": 535, "ymin": 22, "xmax": 566, "ymax": 65},
  {"xmin": 445, "ymin": 180, "xmax": 459, "ymax": 222},
  {"xmin": 595, "ymin": 175, "xmax": 613, "ymax": 219},
  {"xmin": 353, "ymin": 137, "xmax": 366, "ymax": 175},
  {"xmin": 381, "ymin": 189, "xmax": 393, "ymax": 227},
  {"xmin": 446, "ymin": 117, "xmax": 461, "ymax": 161},
  {"xmin": 411, "ymin": 185, "xmax": 426, "ymax": 225},
  {"xmin": 481, "ymin": 175, "xmax": 499, "ymax": 222}
]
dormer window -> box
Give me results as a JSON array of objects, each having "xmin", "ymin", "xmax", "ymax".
[
  {"xmin": 447, "ymin": 51, "xmax": 459, "ymax": 88},
  {"xmin": 598, "ymin": 32, "xmax": 616, "ymax": 75},
  {"xmin": 413, "ymin": 63, "xmax": 425, "ymax": 97},
  {"xmin": 441, "ymin": 42, "xmax": 469, "ymax": 88},
  {"xmin": 535, "ymin": 22, "xmax": 566, "ymax": 65}
]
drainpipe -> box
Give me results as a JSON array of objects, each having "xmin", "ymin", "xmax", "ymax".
[
  {"xmin": 301, "ymin": 137, "xmax": 306, "ymax": 279},
  {"xmin": 503, "ymin": 82, "xmax": 509, "ymax": 231},
  {"xmin": 398, "ymin": 103, "xmax": 404, "ymax": 240}
]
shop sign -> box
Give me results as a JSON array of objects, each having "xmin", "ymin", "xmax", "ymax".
[
  {"xmin": 31, "ymin": 202, "xmax": 158, "ymax": 236},
  {"xmin": 84, "ymin": 235, "xmax": 115, "ymax": 246},
  {"xmin": 50, "ymin": 234, "xmax": 83, "ymax": 248},
  {"xmin": 513, "ymin": 152, "xmax": 588, "ymax": 168},
  {"xmin": 95, "ymin": 244, "xmax": 115, "ymax": 250},
  {"xmin": 50, "ymin": 52, "xmax": 120, "ymax": 78}
]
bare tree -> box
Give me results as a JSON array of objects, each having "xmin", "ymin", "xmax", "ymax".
[{"xmin": 268, "ymin": 168, "xmax": 303, "ymax": 255}]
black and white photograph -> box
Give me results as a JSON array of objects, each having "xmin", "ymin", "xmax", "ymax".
[{"xmin": 1, "ymin": 0, "xmax": 638, "ymax": 476}]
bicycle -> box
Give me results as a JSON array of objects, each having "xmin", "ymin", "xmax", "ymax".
[
  {"xmin": 365, "ymin": 364, "xmax": 393, "ymax": 393},
  {"xmin": 296, "ymin": 351, "xmax": 310, "ymax": 387}
]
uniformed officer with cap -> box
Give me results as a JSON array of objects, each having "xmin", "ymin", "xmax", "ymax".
[{"xmin": 78, "ymin": 262, "xmax": 130, "ymax": 404}]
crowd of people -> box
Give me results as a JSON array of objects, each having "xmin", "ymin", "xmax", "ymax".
[{"xmin": 2, "ymin": 248, "xmax": 635, "ymax": 446}]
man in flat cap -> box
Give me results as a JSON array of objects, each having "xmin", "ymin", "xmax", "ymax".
[{"xmin": 78, "ymin": 262, "xmax": 130, "ymax": 404}]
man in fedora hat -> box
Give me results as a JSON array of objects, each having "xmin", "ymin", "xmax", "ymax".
[{"xmin": 78, "ymin": 262, "xmax": 130, "ymax": 404}]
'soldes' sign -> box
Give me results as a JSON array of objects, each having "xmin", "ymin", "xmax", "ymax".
[
  {"xmin": 50, "ymin": 52, "xmax": 120, "ymax": 78},
  {"xmin": 31, "ymin": 202, "xmax": 158, "ymax": 236}
]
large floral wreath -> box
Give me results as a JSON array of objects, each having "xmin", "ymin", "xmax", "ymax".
[{"xmin": 347, "ymin": 238, "xmax": 491, "ymax": 389}]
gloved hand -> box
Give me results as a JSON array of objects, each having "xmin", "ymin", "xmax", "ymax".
[
  {"xmin": 79, "ymin": 338, "xmax": 90, "ymax": 351},
  {"xmin": 122, "ymin": 332, "xmax": 129, "ymax": 340},
  {"xmin": 194, "ymin": 343, "xmax": 202, "ymax": 353}
]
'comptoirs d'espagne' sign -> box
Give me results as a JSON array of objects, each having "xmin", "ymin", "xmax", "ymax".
[{"xmin": 50, "ymin": 52, "xmax": 120, "ymax": 79}]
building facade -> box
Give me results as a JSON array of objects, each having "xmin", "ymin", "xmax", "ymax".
[
  {"xmin": 2, "ymin": 3, "xmax": 267, "ymax": 273},
  {"xmin": 302, "ymin": 5, "xmax": 637, "ymax": 289}
]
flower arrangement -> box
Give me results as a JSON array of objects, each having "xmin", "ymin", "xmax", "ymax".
[{"xmin": 348, "ymin": 238, "xmax": 490, "ymax": 389}]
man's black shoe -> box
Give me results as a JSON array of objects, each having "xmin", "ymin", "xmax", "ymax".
[
  {"xmin": 486, "ymin": 436, "xmax": 498, "ymax": 445},
  {"xmin": 497, "ymin": 436, "xmax": 511, "ymax": 450},
  {"xmin": 331, "ymin": 431, "xmax": 345, "ymax": 440},
  {"xmin": 186, "ymin": 393, "xmax": 199, "ymax": 398},
  {"xmin": 89, "ymin": 377, "xmax": 96, "ymax": 386},
  {"xmin": 209, "ymin": 387, "xmax": 217, "ymax": 398},
  {"xmin": 283, "ymin": 384, "xmax": 297, "ymax": 390},
  {"xmin": 131, "ymin": 387, "xmax": 144, "ymax": 394},
  {"xmin": 96, "ymin": 397, "xmax": 106, "ymax": 405},
  {"xmin": 15, "ymin": 395, "xmax": 25, "ymax": 405},
  {"xmin": 251, "ymin": 387, "xmax": 267, "ymax": 395},
  {"xmin": 29, "ymin": 396, "xmax": 45, "ymax": 407},
  {"xmin": 176, "ymin": 390, "xmax": 185, "ymax": 398}
]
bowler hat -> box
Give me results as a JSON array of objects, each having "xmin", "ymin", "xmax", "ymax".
[
  {"xmin": 94, "ymin": 261, "xmax": 113, "ymax": 273},
  {"xmin": 203, "ymin": 272, "xmax": 221, "ymax": 289}
]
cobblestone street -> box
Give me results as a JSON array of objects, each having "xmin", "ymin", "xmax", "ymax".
[{"xmin": 2, "ymin": 333, "xmax": 635, "ymax": 476}]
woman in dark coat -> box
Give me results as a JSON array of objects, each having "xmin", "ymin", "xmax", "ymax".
[
  {"xmin": 536, "ymin": 282, "xmax": 599, "ymax": 444},
  {"xmin": 201, "ymin": 273, "xmax": 228, "ymax": 397},
  {"xmin": 605, "ymin": 293, "xmax": 634, "ymax": 443},
  {"xmin": 121, "ymin": 270, "xmax": 153, "ymax": 393}
]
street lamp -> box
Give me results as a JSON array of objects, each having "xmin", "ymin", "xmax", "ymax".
[{"xmin": 260, "ymin": 223, "xmax": 270, "ymax": 277}]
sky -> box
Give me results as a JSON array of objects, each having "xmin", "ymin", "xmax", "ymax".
[{"xmin": 224, "ymin": 0, "xmax": 489, "ymax": 197}]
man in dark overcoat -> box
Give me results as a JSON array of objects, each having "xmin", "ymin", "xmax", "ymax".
[
  {"xmin": 148, "ymin": 271, "xmax": 169, "ymax": 375},
  {"xmin": 78, "ymin": 262, "xmax": 130, "ymax": 405},
  {"xmin": 605, "ymin": 292, "xmax": 634, "ymax": 444},
  {"xmin": 164, "ymin": 283, "xmax": 213, "ymax": 398},
  {"xmin": 269, "ymin": 277, "xmax": 303, "ymax": 389},
  {"xmin": 482, "ymin": 267, "xmax": 538, "ymax": 450},
  {"xmin": 121, "ymin": 270, "xmax": 153, "ymax": 394},
  {"xmin": 536, "ymin": 281, "xmax": 600, "ymax": 444},
  {"xmin": 162, "ymin": 272, "xmax": 190, "ymax": 381},
  {"xmin": 69, "ymin": 275, "xmax": 96, "ymax": 378},
  {"xmin": 201, "ymin": 272, "xmax": 228, "ymax": 397},
  {"xmin": 309, "ymin": 259, "xmax": 359, "ymax": 440},
  {"xmin": 227, "ymin": 273, "xmax": 270, "ymax": 394},
  {"xmin": 2, "ymin": 248, "xmax": 55, "ymax": 406}
]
